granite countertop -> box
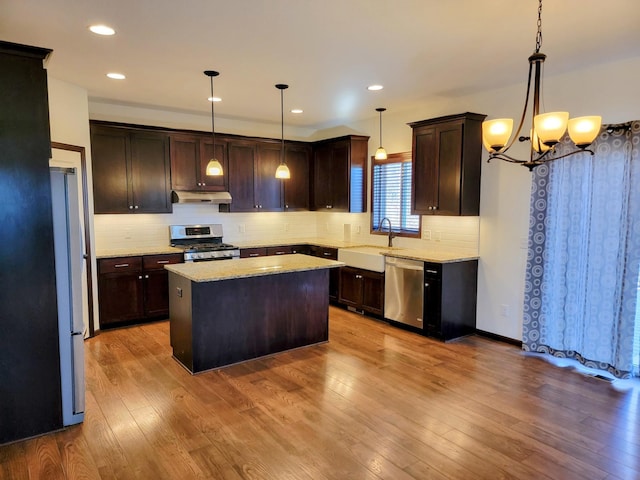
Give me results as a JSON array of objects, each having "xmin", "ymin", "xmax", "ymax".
[
  {"xmin": 164, "ymin": 254, "xmax": 344, "ymax": 283},
  {"xmin": 96, "ymin": 246, "xmax": 184, "ymax": 259}
]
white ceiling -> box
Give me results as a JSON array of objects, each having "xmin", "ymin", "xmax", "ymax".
[{"xmin": 2, "ymin": 0, "xmax": 640, "ymax": 130}]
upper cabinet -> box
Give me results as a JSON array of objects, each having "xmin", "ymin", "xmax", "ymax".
[
  {"xmin": 220, "ymin": 139, "xmax": 311, "ymax": 212},
  {"xmin": 409, "ymin": 112, "xmax": 485, "ymax": 216},
  {"xmin": 90, "ymin": 122, "xmax": 172, "ymax": 214},
  {"xmin": 169, "ymin": 132, "xmax": 228, "ymax": 192},
  {"xmin": 311, "ymin": 135, "xmax": 368, "ymax": 212},
  {"xmin": 284, "ymin": 144, "xmax": 311, "ymax": 211}
]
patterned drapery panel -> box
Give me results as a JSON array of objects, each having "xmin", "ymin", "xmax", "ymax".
[{"xmin": 523, "ymin": 121, "xmax": 640, "ymax": 378}]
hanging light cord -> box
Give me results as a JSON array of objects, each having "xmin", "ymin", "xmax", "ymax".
[
  {"xmin": 379, "ymin": 109, "xmax": 383, "ymax": 147},
  {"xmin": 280, "ymin": 87, "xmax": 284, "ymax": 164},
  {"xmin": 535, "ymin": 0, "xmax": 543, "ymax": 54},
  {"xmin": 210, "ymin": 75, "xmax": 216, "ymax": 150}
]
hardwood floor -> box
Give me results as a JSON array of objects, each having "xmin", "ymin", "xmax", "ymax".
[{"xmin": 1, "ymin": 306, "xmax": 638, "ymax": 479}]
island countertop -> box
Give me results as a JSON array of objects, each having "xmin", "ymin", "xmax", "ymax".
[{"xmin": 165, "ymin": 254, "xmax": 344, "ymax": 283}]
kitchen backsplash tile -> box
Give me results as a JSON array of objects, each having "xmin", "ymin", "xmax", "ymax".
[{"xmin": 94, "ymin": 205, "xmax": 479, "ymax": 256}]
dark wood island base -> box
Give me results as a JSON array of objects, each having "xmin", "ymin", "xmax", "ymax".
[{"xmin": 168, "ymin": 268, "xmax": 330, "ymax": 373}]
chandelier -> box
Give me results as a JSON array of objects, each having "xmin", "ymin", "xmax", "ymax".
[{"xmin": 482, "ymin": 0, "xmax": 601, "ymax": 171}]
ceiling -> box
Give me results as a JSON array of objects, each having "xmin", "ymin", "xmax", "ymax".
[{"xmin": 2, "ymin": 0, "xmax": 640, "ymax": 130}]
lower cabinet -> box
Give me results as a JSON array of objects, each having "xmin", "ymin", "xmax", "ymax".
[
  {"xmin": 306, "ymin": 245, "xmax": 339, "ymax": 301},
  {"xmin": 338, "ymin": 266, "xmax": 385, "ymax": 316},
  {"xmin": 98, "ymin": 253, "xmax": 183, "ymax": 327},
  {"xmin": 423, "ymin": 260, "xmax": 478, "ymax": 341}
]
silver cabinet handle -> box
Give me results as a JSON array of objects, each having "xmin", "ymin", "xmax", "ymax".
[
  {"xmin": 114, "ymin": 263, "xmax": 129, "ymax": 268},
  {"xmin": 157, "ymin": 260, "xmax": 170, "ymax": 264},
  {"xmin": 145, "ymin": 275, "xmax": 149, "ymax": 279},
  {"xmin": 134, "ymin": 205, "xmax": 139, "ymax": 209},
  {"xmin": 323, "ymin": 252, "xmax": 331, "ymax": 256},
  {"xmin": 129, "ymin": 206, "xmax": 134, "ymax": 210},
  {"xmin": 425, "ymin": 269, "xmax": 439, "ymax": 274},
  {"xmin": 249, "ymin": 253, "xmax": 259, "ymax": 257},
  {"xmin": 138, "ymin": 275, "xmax": 143, "ymax": 280}
]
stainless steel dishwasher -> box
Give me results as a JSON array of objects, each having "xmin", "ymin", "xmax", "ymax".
[{"xmin": 384, "ymin": 257, "xmax": 424, "ymax": 328}]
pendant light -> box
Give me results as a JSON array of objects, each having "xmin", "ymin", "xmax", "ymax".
[
  {"xmin": 275, "ymin": 84, "xmax": 291, "ymax": 179},
  {"xmin": 375, "ymin": 107, "xmax": 387, "ymax": 160},
  {"xmin": 204, "ymin": 70, "xmax": 223, "ymax": 176},
  {"xmin": 481, "ymin": 0, "xmax": 601, "ymax": 170}
]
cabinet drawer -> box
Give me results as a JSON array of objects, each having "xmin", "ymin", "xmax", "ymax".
[
  {"xmin": 266, "ymin": 245, "xmax": 293, "ymax": 256},
  {"xmin": 143, "ymin": 253, "xmax": 184, "ymax": 271},
  {"xmin": 309, "ymin": 246, "xmax": 338, "ymax": 260},
  {"xmin": 99, "ymin": 256, "xmax": 142, "ymax": 274},
  {"xmin": 240, "ymin": 247, "xmax": 268, "ymax": 258}
]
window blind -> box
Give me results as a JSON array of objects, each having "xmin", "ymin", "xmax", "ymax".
[{"xmin": 372, "ymin": 157, "xmax": 419, "ymax": 234}]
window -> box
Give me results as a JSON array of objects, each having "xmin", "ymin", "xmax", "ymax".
[{"xmin": 371, "ymin": 151, "xmax": 420, "ymax": 236}]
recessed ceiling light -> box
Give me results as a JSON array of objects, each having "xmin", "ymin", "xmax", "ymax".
[
  {"xmin": 106, "ymin": 72, "xmax": 126, "ymax": 80},
  {"xmin": 208, "ymin": 96, "xmax": 222, "ymax": 102},
  {"xmin": 291, "ymin": 109, "xmax": 303, "ymax": 114},
  {"xmin": 89, "ymin": 24, "xmax": 115, "ymax": 36},
  {"xmin": 367, "ymin": 85, "xmax": 384, "ymax": 91}
]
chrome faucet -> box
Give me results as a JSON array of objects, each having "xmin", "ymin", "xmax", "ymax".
[{"xmin": 378, "ymin": 217, "xmax": 396, "ymax": 247}]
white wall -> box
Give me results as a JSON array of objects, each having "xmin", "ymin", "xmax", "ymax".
[
  {"xmin": 47, "ymin": 77, "xmax": 100, "ymax": 334},
  {"xmin": 89, "ymin": 55, "xmax": 640, "ymax": 340}
]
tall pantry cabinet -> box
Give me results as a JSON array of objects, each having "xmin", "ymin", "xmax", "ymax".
[{"xmin": 0, "ymin": 41, "xmax": 64, "ymax": 444}]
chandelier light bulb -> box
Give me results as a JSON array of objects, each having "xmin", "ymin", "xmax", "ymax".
[
  {"xmin": 568, "ymin": 116, "xmax": 602, "ymax": 148},
  {"xmin": 482, "ymin": 118, "xmax": 513, "ymax": 152},
  {"xmin": 534, "ymin": 112, "xmax": 569, "ymax": 146}
]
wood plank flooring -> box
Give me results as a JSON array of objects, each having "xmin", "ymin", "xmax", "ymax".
[{"xmin": 1, "ymin": 306, "xmax": 639, "ymax": 479}]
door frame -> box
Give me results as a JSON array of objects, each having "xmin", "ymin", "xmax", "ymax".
[{"xmin": 51, "ymin": 142, "xmax": 95, "ymax": 337}]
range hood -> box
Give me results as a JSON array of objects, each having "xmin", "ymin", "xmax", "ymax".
[{"xmin": 171, "ymin": 191, "xmax": 232, "ymax": 204}]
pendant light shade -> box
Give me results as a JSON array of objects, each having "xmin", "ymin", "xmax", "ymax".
[
  {"xmin": 205, "ymin": 70, "xmax": 223, "ymax": 177},
  {"xmin": 275, "ymin": 83, "xmax": 290, "ymax": 179},
  {"xmin": 375, "ymin": 107, "xmax": 387, "ymax": 160}
]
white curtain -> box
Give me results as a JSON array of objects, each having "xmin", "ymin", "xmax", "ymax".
[{"xmin": 522, "ymin": 121, "xmax": 640, "ymax": 378}]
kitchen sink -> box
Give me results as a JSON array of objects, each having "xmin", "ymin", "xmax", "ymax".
[{"xmin": 337, "ymin": 246, "xmax": 403, "ymax": 273}]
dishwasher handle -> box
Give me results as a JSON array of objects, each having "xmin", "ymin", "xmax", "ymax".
[{"xmin": 386, "ymin": 257, "xmax": 424, "ymax": 271}]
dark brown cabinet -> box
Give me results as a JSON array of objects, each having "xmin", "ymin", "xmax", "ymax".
[
  {"xmin": 283, "ymin": 144, "xmax": 311, "ymax": 211},
  {"xmin": 91, "ymin": 123, "xmax": 172, "ymax": 214},
  {"xmin": 312, "ymin": 135, "xmax": 368, "ymax": 212},
  {"xmin": 222, "ymin": 140, "xmax": 281, "ymax": 212},
  {"xmin": 98, "ymin": 254, "xmax": 183, "ymax": 327},
  {"xmin": 339, "ymin": 266, "xmax": 384, "ymax": 316},
  {"xmin": 307, "ymin": 246, "xmax": 340, "ymax": 301},
  {"xmin": 240, "ymin": 247, "xmax": 268, "ymax": 258},
  {"xmin": 169, "ymin": 133, "xmax": 228, "ymax": 192},
  {"xmin": 0, "ymin": 41, "xmax": 63, "ymax": 444},
  {"xmin": 423, "ymin": 260, "xmax": 478, "ymax": 341},
  {"xmin": 409, "ymin": 112, "xmax": 485, "ymax": 216}
]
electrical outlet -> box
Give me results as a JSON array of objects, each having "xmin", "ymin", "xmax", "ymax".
[
  {"xmin": 355, "ymin": 225, "xmax": 361, "ymax": 234},
  {"xmin": 423, "ymin": 229, "xmax": 432, "ymax": 240},
  {"xmin": 500, "ymin": 304, "xmax": 510, "ymax": 317},
  {"xmin": 434, "ymin": 231, "xmax": 442, "ymax": 242},
  {"xmin": 238, "ymin": 224, "xmax": 246, "ymax": 234}
]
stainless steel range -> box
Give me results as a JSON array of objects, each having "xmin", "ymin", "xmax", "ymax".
[{"xmin": 170, "ymin": 224, "xmax": 240, "ymax": 262}]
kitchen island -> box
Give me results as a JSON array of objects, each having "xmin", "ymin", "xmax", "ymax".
[{"xmin": 165, "ymin": 254, "xmax": 343, "ymax": 373}]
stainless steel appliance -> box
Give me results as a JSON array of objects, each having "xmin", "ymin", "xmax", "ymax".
[
  {"xmin": 170, "ymin": 224, "xmax": 240, "ymax": 262},
  {"xmin": 384, "ymin": 257, "xmax": 424, "ymax": 329},
  {"xmin": 50, "ymin": 167, "xmax": 85, "ymax": 426}
]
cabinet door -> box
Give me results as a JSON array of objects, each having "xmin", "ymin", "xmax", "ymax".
[
  {"xmin": 436, "ymin": 123, "xmax": 463, "ymax": 216},
  {"xmin": 412, "ymin": 125, "xmax": 439, "ymax": 215},
  {"xmin": 256, "ymin": 143, "xmax": 283, "ymax": 211},
  {"xmin": 91, "ymin": 127, "xmax": 131, "ymax": 213},
  {"xmin": 143, "ymin": 269, "xmax": 171, "ymax": 318},
  {"xmin": 169, "ymin": 134, "xmax": 200, "ymax": 191},
  {"xmin": 130, "ymin": 132, "xmax": 172, "ymax": 213},
  {"xmin": 361, "ymin": 271, "xmax": 384, "ymax": 315},
  {"xmin": 200, "ymin": 139, "xmax": 229, "ymax": 192},
  {"xmin": 329, "ymin": 141, "xmax": 350, "ymax": 211},
  {"xmin": 98, "ymin": 257, "xmax": 144, "ymax": 326},
  {"xmin": 266, "ymin": 245, "xmax": 293, "ymax": 256},
  {"xmin": 225, "ymin": 141, "xmax": 256, "ymax": 212},
  {"xmin": 312, "ymin": 143, "xmax": 333, "ymax": 210},
  {"xmin": 339, "ymin": 267, "xmax": 362, "ymax": 306},
  {"xmin": 284, "ymin": 145, "xmax": 310, "ymax": 210}
]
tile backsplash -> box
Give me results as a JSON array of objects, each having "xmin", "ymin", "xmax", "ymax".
[{"xmin": 94, "ymin": 205, "xmax": 479, "ymax": 255}]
